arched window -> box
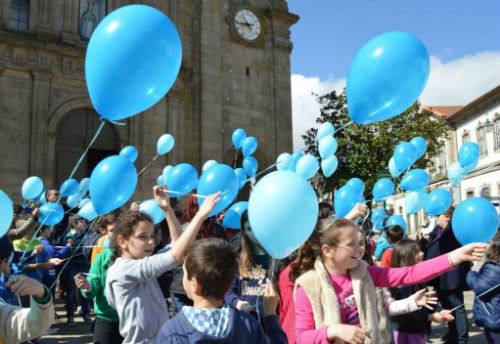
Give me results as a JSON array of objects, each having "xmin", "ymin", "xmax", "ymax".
[
  {"xmin": 494, "ymin": 117, "xmax": 500, "ymax": 150},
  {"xmin": 480, "ymin": 186, "xmax": 490, "ymax": 200},
  {"xmin": 477, "ymin": 124, "xmax": 488, "ymax": 156},
  {"xmin": 462, "ymin": 132, "xmax": 469, "ymax": 145}
]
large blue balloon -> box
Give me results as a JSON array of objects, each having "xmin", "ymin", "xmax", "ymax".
[
  {"xmin": 243, "ymin": 157, "xmax": 258, "ymax": 177},
  {"xmin": 405, "ymin": 189, "xmax": 427, "ymax": 215},
  {"xmin": 371, "ymin": 208, "xmax": 386, "ymax": 230},
  {"xmin": 425, "ymin": 189, "xmax": 452, "ymax": 216},
  {"xmin": 39, "ymin": 203, "xmax": 64, "ymax": 226},
  {"xmin": 223, "ymin": 201, "xmax": 249, "ymax": 229},
  {"xmin": 347, "ymin": 31, "xmax": 430, "ymax": 124},
  {"xmin": 410, "ymin": 136, "xmax": 427, "ymax": 160},
  {"xmin": 234, "ymin": 168, "xmax": 247, "ymax": 189},
  {"xmin": 22, "ymin": 176, "xmax": 44, "ymax": 200},
  {"xmin": 394, "ymin": 142, "xmax": 417, "ymax": 171},
  {"xmin": 139, "ymin": 199, "xmax": 165, "ymax": 224},
  {"xmin": 346, "ymin": 178, "xmax": 365, "ymax": 194},
  {"xmin": 295, "ymin": 154, "xmax": 319, "ymax": 180},
  {"xmin": 60, "ymin": 179, "xmax": 79, "ymax": 197},
  {"xmin": 197, "ymin": 164, "xmax": 239, "ymax": 216},
  {"xmin": 119, "ymin": 146, "xmax": 138, "ymax": 163},
  {"xmin": 400, "ymin": 169, "xmax": 429, "ymax": 191},
  {"xmin": 317, "ymin": 122, "xmax": 335, "ymax": 141},
  {"xmin": 334, "ymin": 185, "xmax": 363, "ymax": 218},
  {"xmin": 386, "ymin": 215, "xmax": 407, "ymax": 235},
  {"xmin": 0, "ymin": 190, "xmax": 13, "ymax": 238},
  {"xmin": 447, "ymin": 162, "xmax": 464, "ymax": 187},
  {"xmin": 248, "ymin": 171, "xmax": 318, "ymax": 259},
  {"xmin": 232, "ymin": 129, "xmax": 247, "ymax": 149},
  {"xmin": 452, "ymin": 197, "xmax": 499, "ymax": 245},
  {"xmin": 373, "ymin": 178, "xmax": 395, "ymax": 202},
  {"xmin": 90, "ymin": 155, "xmax": 138, "ymax": 215},
  {"xmin": 318, "ymin": 136, "xmax": 338, "ymax": 159},
  {"xmin": 85, "ymin": 5, "xmax": 182, "ymax": 120},
  {"xmin": 166, "ymin": 163, "xmax": 198, "ymax": 196},
  {"xmin": 157, "ymin": 134, "xmax": 175, "ymax": 155},
  {"xmin": 458, "ymin": 142, "xmax": 480, "ymax": 173},
  {"xmin": 242, "ymin": 137, "xmax": 258, "ymax": 158}
]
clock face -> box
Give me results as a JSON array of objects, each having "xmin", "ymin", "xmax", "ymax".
[{"xmin": 234, "ymin": 9, "xmax": 261, "ymax": 41}]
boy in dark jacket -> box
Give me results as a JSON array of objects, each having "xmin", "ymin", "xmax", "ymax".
[
  {"xmin": 466, "ymin": 230, "xmax": 500, "ymax": 344},
  {"xmin": 156, "ymin": 238, "xmax": 287, "ymax": 344}
]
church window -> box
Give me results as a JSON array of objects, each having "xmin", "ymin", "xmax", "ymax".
[
  {"xmin": 9, "ymin": 0, "xmax": 29, "ymax": 30},
  {"xmin": 494, "ymin": 117, "xmax": 500, "ymax": 150},
  {"xmin": 462, "ymin": 132, "xmax": 469, "ymax": 145},
  {"xmin": 477, "ymin": 124, "xmax": 488, "ymax": 156},
  {"xmin": 79, "ymin": 0, "xmax": 107, "ymax": 41}
]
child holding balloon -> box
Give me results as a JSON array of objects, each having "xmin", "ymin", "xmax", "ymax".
[
  {"xmin": 105, "ymin": 188, "xmax": 220, "ymax": 344},
  {"xmin": 289, "ymin": 217, "xmax": 488, "ymax": 344}
]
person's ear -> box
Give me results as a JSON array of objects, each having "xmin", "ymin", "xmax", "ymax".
[
  {"xmin": 322, "ymin": 244, "xmax": 335, "ymax": 259},
  {"xmin": 117, "ymin": 235, "xmax": 128, "ymax": 250},
  {"xmin": 189, "ymin": 277, "xmax": 203, "ymax": 296}
]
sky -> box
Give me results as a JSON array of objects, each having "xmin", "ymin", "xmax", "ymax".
[{"xmin": 288, "ymin": 0, "xmax": 500, "ymax": 149}]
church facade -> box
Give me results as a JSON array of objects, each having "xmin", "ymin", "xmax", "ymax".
[{"xmin": 0, "ymin": 0, "xmax": 298, "ymax": 201}]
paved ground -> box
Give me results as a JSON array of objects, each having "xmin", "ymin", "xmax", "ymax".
[{"xmin": 38, "ymin": 291, "xmax": 487, "ymax": 344}]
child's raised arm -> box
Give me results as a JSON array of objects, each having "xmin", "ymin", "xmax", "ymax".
[{"xmin": 153, "ymin": 185, "xmax": 183, "ymax": 242}]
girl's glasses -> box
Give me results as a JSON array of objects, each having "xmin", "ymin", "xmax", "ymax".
[{"xmin": 336, "ymin": 243, "xmax": 362, "ymax": 253}]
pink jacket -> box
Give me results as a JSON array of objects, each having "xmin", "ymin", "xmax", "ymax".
[{"xmin": 278, "ymin": 264, "xmax": 295, "ymax": 344}]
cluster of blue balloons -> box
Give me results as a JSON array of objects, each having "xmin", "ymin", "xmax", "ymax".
[
  {"xmin": 447, "ymin": 142, "xmax": 480, "ymax": 186},
  {"xmin": 232, "ymin": 128, "xmax": 259, "ymax": 178},
  {"xmin": 390, "ymin": 136, "xmax": 427, "ymax": 176},
  {"xmin": 317, "ymin": 122, "xmax": 339, "ymax": 178}
]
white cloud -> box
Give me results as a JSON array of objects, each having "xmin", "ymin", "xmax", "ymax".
[
  {"xmin": 420, "ymin": 51, "xmax": 500, "ymax": 106},
  {"xmin": 291, "ymin": 51, "xmax": 500, "ymax": 150},
  {"xmin": 291, "ymin": 74, "xmax": 345, "ymax": 150}
]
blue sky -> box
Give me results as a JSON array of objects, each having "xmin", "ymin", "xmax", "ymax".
[{"xmin": 288, "ymin": 0, "xmax": 500, "ymax": 80}]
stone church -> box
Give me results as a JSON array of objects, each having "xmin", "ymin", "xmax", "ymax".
[{"xmin": 0, "ymin": 0, "xmax": 297, "ymax": 202}]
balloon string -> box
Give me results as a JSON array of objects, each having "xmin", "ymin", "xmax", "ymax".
[
  {"xmin": 233, "ymin": 148, "xmax": 239, "ymax": 168},
  {"xmin": 49, "ymin": 217, "xmax": 99, "ymax": 291},
  {"xmin": 447, "ymin": 282, "xmax": 500, "ymax": 314},
  {"xmin": 107, "ymin": 119, "xmax": 126, "ymax": 126},
  {"xmin": 360, "ymin": 208, "xmax": 372, "ymax": 226},
  {"xmin": 138, "ymin": 154, "xmax": 160, "ymax": 176},
  {"xmin": 19, "ymin": 215, "xmax": 49, "ymax": 261},
  {"xmin": 335, "ymin": 121, "xmax": 353, "ymax": 133},
  {"xmin": 160, "ymin": 189, "xmax": 207, "ymax": 199}
]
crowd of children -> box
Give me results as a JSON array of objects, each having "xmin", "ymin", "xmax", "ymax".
[{"xmin": 0, "ymin": 187, "xmax": 499, "ymax": 344}]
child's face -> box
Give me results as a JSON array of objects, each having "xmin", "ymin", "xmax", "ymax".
[
  {"xmin": 414, "ymin": 249, "xmax": 424, "ymax": 263},
  {"xmin": 106, "ymin": 224, "xmax": 115, "ymax": 239},
  {"xmin": 325, "ymin": 225, "xmax": 362, "ymax": 272},
  {"xmin": 0, "ymin": 254, "xmax": 12, "ymax": 274},
  {"xmin": 120, "ymin": 221, "xmax": 155, "ymax": 259},
  {"xmin": 357, "ymin": 231, "xmax": 366, "ymax": 258}
]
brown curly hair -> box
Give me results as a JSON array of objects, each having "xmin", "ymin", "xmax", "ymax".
[
  {"xmin": 289, "ymin": 217, "xmax": 356, "ymax": 282},
  {"xmin": 181, "ymin": 192, "xmax": 223, "ymax": 239}
]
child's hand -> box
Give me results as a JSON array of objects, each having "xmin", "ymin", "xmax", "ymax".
[
  {"xmin": 430, "ymin": 310, "xmax": 455, "ymax": 323},
  {"xmin": 262, "ymin": 283, "xmax": 279, "ymax": 316},
  {"xmin": 413, "ymin": 289, "xmax": 438, "ymax": 310},
  {"xmin": 449, "ymin": 243, "xmax": 489, "ymax": 265},
  {"xmin": 74, "ymin": 274, "xmax": 91, "ymax": 291},
  {"xmin": 236, "ymin": 300, "xmax": 251, "ymax": 312},
  {"xmin": 48, "ymin": 258, "xmax": 63, "ymax": 266},
  {"xmin": 345, "ymin": 203, "xmax": 367, "ymax": 221},
  {"xmin": 196, "ymin": 192, "xmax": 221, "ymax": 220},
  {"xmin": 327, "ymin": 324, "xmax": 370, "ymax": 343},
  {"xmin": 42, "ymin": 262, "xmax": 55, "ymax": 270},
  {"xmin": 153, "ymin": 185, "xmax": 171, "ymax": 210},
  {"xmin": 6, "ymin": 275, "xmax": 46, "ymax": 299},
  {"xmin": 130, "ymin": 201, "xmax": 140, "ymax": 211}
]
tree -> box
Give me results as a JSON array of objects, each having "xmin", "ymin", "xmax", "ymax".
[{"xmin": 302, "ymin": 89, "xmax": 449, "ymax": 197}]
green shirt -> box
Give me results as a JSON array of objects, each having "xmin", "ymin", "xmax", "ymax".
[{"xmin": 81, "ymin": 249, "xmax": 119, "ymax": 323}]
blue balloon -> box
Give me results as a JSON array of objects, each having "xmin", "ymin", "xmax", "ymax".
[
  {"xmin": 22, "ymin": 176, "xmax": 44, "ymax": 200},
  {"xmin": 197, "ymin": 164, "xmax": 239, "ymax": 216},
  {"xmin": 248, "ymin": 171, "xmax": 318, "ymax": 259},
  {"xmin": 452, "ymin": 197, "xmax": 499, "ymax": 245},
  {"xmin": 78, "ymin": 201, "xmax": 98, "ymax": 221},
  {"xmin": 317, "ymin": 122, "xmax": 335, "ymax": 141},
  {"xmin": 234, "ymin": 168, "xmax": 247, "ymax": 189},
  {"xmin": 67, "ymin": 192, "xmax": 83, "ymax": 208},
  {"xmin": 346, "ymin": 178, "xmax": 365, "ymax": 194},
  {"xmin": 223, "ymin": 201, "xmax": 249, "ymax": 229},
  {"xmin": 394, "ymin": 142, "xmax": 417, "ymax": 171},
  {"xmin": 242, "ymin": 137, "xmax": 258, "ymax": 158},
  {"xmin": 35, "ymin": 188, "xmax": 47, "ymax": 204},
  {"xmin": 319, "ymin": 136, "xmax": 338, "ymax": 159},
  {"xmin": 0, "ymin": 190, "xmax": 13, "ymax": 237},
  {"xmin": 410, "ymin": 136, "xmax": 427, "ymax": 160},
  {"xmin": 386, "ymin": 215, "xmax": 407, "ymax": 235},
  {"xmin": 291, "ymin": 151, "xmax": 304, "ymax": 170},
  {"xmin": 157, "ymin": 174, "xmax": 167, "ymax": 186},
  {"xmin": 459, "ymin": 142, "xmax": 480, "ymax": 173},
  {"xmin": 276, "ymin": 153, "xmax": 294, "ymax": 171},
  {"xmin": 79, "ymin": 197, "xmax": 91, "ymax": 208},
  {"xmin": 321, "ymin": 155, "xmax": 338, "ymax": 178},
  {"xmin": 119, "ymin": 146, "xmax": 138, "ymax": 163},
  {"xmin": 139, "ymin": 199, "xmax": 165, "ymax": 224},
  {"xmin": 202, "ymin": 160, "xmax": 218, "ymax": 172},
  {"xmin": 39, "ymin": 203, "xmax": 64, "ymax": 226},
  {"xmin": 405, "ymin": 189, "xmax": 427, "ymax": 215},
  {"xmin": 78, "ymin": 178, "xmax": 90, "ymax": 195},
  {"xmin": 295, "ymin": 154, "xmax": 319, "ymax": 180},
  {"xmin": 400, "ymin": 169, "xmax": 429, "ymax": 191},
  {"xmin": 85, "ymin": 5, "xmax": 182, "ymax": 120},
  {"xmin": 388, "ymin": 157, "xmax": 402, "ymax": 178},
  {"xmin": 90, "ymin": 155, "xmax": 138, "ymax": 215},
  {"xmin": 162, "ymin": 165, "xmax": 173, "ymax": 177},
  {"xmin": 373, "ymin": 178, "xmax": 395, "ymax": 202},
  {"xmin": 243, "ymin": 157, "xmax": 258, "ymax": 177},
  {"xmin": 60, "ymin": 179, "xmax": 79, "ymax": 197},
  {"xmin": 157, "ymin": 134, "xmax": 175, "ymax": 155},
  {"xmin": 334, "ymin": 185, "xmax": 363, "ymax": 218},
  {"xmin": 347, "ymin": 31, "xmax": 430, "ymax": 124},
  {"xmin": 166, "ymin": 163, "xmax": 198, "ymax": 196},
  {"xmin": 371, "ymin": 208, "xmax": 386, "ymax": 230},
  {"xmin": 447, "ymin": 162, "xmax": 464, "ymax": 187},
  {"xmin": 425, "ymin": 189, "xmax": 452, "ymax": 216},
  {"xmin": 232, "ymin": 128, "xmax": 247, "ymax": 149}
]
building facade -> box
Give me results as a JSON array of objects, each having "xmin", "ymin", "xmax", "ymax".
[{"xmin": 0, "ymin": 0, "xmax": 298, "ymax": 201}]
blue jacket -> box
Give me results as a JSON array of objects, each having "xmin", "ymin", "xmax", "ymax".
[
  {"xmin": 466, "ymin": 260, "xmax": 500, "ymax": 330},
  {"xmin": 156, "ymin": 307, "xmax": 287, "ymax": 344},
  {"xmin": 375, "ymin": 234, "xmax": 391, "ymax": 261},
  {"xmin": 424, "ymin": 223, "xmax": 470, "ymax": 290},
  {"xmin": 40, "ymin": 238, "xmax": 71, "ymax": 259}
]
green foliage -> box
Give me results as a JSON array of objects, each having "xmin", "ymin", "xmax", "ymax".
[{"xmin": 302, "ymin": 89, "xmax": 449, "ymax": 196}]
